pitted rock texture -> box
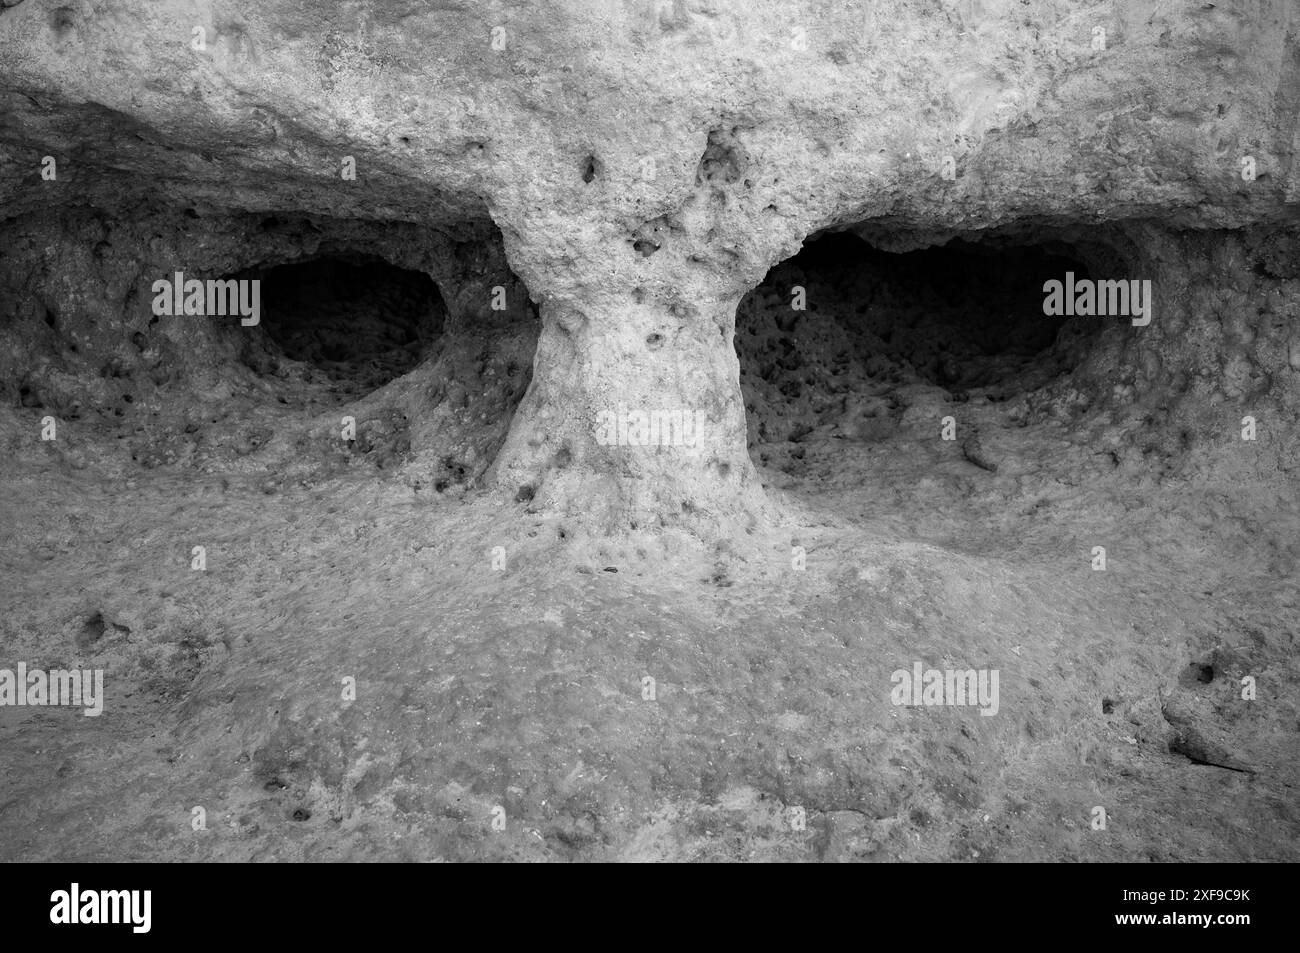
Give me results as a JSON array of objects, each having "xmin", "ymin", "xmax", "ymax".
[
  {"xmin": 3, "ymin": 0, "xmax": 1300, "ymax": 523},
  {"xmin": 1, "ymin": 1, "xmax": 1299, "ymax": 863}
]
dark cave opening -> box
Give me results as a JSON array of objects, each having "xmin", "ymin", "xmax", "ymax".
[
  {"xmin": 236, "ymin": 255, "xmax": 446, "ymax": 401},
  {"xmin": 734, "ymin": 230, "xmax": 1117, "ymax": 454}
]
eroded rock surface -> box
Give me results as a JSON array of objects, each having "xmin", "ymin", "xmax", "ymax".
[
  {"xmin": 0, "ymin": 1, "xmax": 1298, "ymax": 862},
  {"xmin": 4, "ymin": 0, "xmax": 1299, "ymax": 520}
]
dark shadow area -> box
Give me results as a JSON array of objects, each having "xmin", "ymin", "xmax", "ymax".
[
  {"xmin": 733, "ymin": 228, "xmax": 1134, "ymax": 507},
  {"xmin": 738, "ymin": 231, "xmax": 1099, "ymax": 397},
  {"xmin": 238, "ymin": 255, "xmax": 446, "ymax": 402}
]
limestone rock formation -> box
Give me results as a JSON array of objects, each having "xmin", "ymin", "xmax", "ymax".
[
  {"xmin": 4, "ymin": 0, "xmax": 1297, "ymax": 526},
  {"xmin": 1, "ymin": 0, "xmax": 1297, "ymax": 862}
]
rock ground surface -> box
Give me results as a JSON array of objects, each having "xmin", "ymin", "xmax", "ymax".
[{"xmin": 1, "ymin": 0, "xmax": 1298, "ymax": 860}]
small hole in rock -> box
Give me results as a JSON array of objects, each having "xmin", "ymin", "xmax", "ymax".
[
  {"xmin": 49, "ymin": 7, "xmax": 77, "ymax": 34},
  {"xmin": 77, "ymin": 612, "xmax": 107, "ymax": 649}
]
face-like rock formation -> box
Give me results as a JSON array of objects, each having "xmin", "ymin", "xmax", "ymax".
[
  {"xmin": 3, "ymin": 0, "xmax": 1297, "ymax": 528},
  {"xmin": 2, "ymin": 1, "xmax": 1298, "ymax": 863}
]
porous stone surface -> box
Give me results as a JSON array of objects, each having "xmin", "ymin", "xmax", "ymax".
[
  {"xmin": 0, "ymin": 1, "xmax": 1298, "ymax": 861},
  {"xmin": 4, "ymin": 0, "xmax": 1299, "ymax": 521}
]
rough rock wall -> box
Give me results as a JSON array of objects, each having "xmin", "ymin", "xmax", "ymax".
[
  {"xmin": 3, "ymin": 0, "xmax": 1300, "ymax": 529},
  {"xmin": 736, "ymin": 220, "xmax": 1300, "ymax": 495},
  {"xmin": 0, "ymin": 206, "xmax": 536, "ymax": 487}
]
